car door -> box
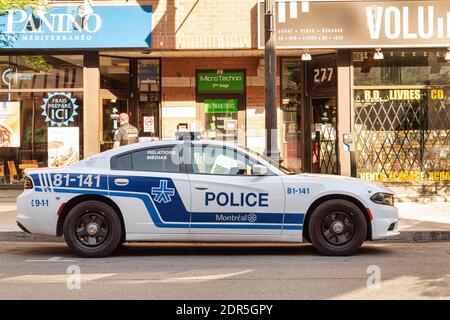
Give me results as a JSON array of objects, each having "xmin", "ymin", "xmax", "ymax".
[
  {"xmin": 108, "ymin": 143, "xmax": 191, "ymax": 237},
  {"xmin": 187, "ymin": 142, "xmax": 285, "ymax": 237}
]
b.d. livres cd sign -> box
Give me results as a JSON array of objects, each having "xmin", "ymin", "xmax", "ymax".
[
  {"xmin": 0, "ymin": 5, "xmax": 152, "ymax": 49},
  {"xmin": 258, "ymin": 0, "xmax": 450, "ymax": 48}
]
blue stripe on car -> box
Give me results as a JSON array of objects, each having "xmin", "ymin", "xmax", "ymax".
[{"xmin": 32, "ymin": 174, "xmax": 304, "ymax": 231}]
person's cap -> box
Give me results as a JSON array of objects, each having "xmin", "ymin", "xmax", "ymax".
[{"xmin": 119, "ymin": 113, "xmax": 129, "ymax": 122}]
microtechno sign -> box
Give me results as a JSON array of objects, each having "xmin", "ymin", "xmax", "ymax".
[
  {"xmin": 0, "ymin": 5, "xmax": 152, "ymax": 49},
  {"xmin": 197, "ymin": 71, "xmax": 245, "ymax": 92},
  {"xmin": 257, "ymin": 0, "xmax": 450, "ymax": 48}
]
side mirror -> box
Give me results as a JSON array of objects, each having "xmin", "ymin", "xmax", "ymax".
[{"xmin": 252, "ymin": 164, "xmax": 268, "ymax": 176}]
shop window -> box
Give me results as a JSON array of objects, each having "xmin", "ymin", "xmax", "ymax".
[
  {"xmin": 353, "ymin": 50, "xmax": 450, "ymax": 183},
  {"xmin": 194, "ymin": 70, "xmax": 245, "ymax": 143},
  {"xmin": 0, "ymin": 55, "xmax": 83, "ymax": 90},
  {"xmin": 100, "ymin": 57, "xmax": 130, "ymax": 90},
  {"xmin": 353, "ymin": 51, "xmax": 450, "ymax": 86},
  {"xmin": 281, "ymin": 58, "xmax": 303, "ymax": 173},
  {"xmin": 0, "ymin": 89, "xmax": 83, "ymax": 184}
]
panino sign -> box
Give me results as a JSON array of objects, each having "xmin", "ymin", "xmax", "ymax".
[
  {"xmin": 258, "ymin": 0, "xmax": 450, "ymax": 48},
  {"xmin": 0, "ymin": 5, "xmax": 152, "ymax": 49}
]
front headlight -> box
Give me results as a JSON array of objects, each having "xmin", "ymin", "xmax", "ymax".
[{"xmin": 370, "ymin": 192, "xmax": 394, "ymax": 206}]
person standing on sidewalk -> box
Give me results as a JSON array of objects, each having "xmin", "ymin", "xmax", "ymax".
[{"xmin": 113, "ymin": 113, "xmax": 139, "ymax": 148}]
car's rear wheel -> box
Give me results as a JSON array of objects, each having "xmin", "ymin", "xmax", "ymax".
[
  {"xmin": 308, "ymin": 199, "xmax": 367, "ymax": 256},
  {"xmin": 63, "ymin": 200, "xmax": 122, "ymax": 258}
]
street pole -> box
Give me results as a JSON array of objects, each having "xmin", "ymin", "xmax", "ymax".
[{"xmin": 263, "ymin": 0, "xmax": 280, "ymax": 163}]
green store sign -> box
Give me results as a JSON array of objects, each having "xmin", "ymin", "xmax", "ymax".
[
  {"xmin": 204, "ymin": 99, "xmax": 238, "ymax": 113},
  {"xmin": 197, "ymin": 71, "xmax": 244, "ymax": 92}
]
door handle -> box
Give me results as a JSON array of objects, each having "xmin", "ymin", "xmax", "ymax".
[
  {"xmin": 114, "ymin": 178, "xmax": 129, "ymax": 186},
  {"xmin": 194, "ymin": 184, "xmax": 209, "ymax": 190}
]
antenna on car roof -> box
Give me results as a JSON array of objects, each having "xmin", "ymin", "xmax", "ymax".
[{"xmin": 175, "ymin": 131, "xmax": 202, "ymax": 140}]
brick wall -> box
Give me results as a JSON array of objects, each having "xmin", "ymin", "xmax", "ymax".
[{"xmin": 96, "ymin": 0, "xmax": 258, "ymax": 49}]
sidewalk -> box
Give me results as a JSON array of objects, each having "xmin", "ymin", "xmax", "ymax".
[{"xmin": 1, "ymin": 200, "xmax": 450, "ymax": 242}]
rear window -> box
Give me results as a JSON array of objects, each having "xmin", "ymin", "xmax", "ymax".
[
  {"xmin": 132, "ymin": 147, "xmax": 181, "ymax": 172},
  {"xmin": 111, "ymin": 145, "xmax": 181, "ymax": 173}
]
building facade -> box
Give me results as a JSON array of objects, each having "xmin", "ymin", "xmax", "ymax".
[{"xmin": 1, "ymin": 0, "xmax": 450, "ymax": 196}]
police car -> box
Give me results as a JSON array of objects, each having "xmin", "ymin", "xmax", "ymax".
[{"xmin": 17, "ymin": 136, "xmax": 399, "ymax": 257}]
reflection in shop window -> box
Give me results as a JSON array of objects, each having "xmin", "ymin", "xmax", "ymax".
[
  {"xmin": 0, "ymin": 55, "xmax": 83, "ymax": 90},
  {"xmin": 100, "ymin": 56, "xmax": 130, "ymax": 90},
  {"xmin": 281, "ymin": 58, "xmax": 302, "ymax": 173},
  {"xmin": 137, "ymin": 59, "xmax": 161, "ymax": 137},
  {"xmin": 353, "ymin": 50, "xmax": 450, "ymax": 182}
]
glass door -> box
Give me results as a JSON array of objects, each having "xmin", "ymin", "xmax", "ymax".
[
  {"xmin": 101, "ymin": 98, "xmax": 129, "ymax": 152},
  {"xmin": 306, "ymin": 53, "xmax": 338, "ymax": 174}
]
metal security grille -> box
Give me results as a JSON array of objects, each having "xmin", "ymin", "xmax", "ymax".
[
  {"xmin": 311, "ymin": 98, "xmax": 338, "ymax": 175},
  {"xmin": 354, "ymin": 89, "xmax": 450, "ymax": 182},
  {"xmin": 311, "ymin": 125, "xmax": 338, "ymax": 174}
]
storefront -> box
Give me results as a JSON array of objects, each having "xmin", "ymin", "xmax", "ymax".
[
  {"xmin": 1, "ymin": 0, "xmax": 450, "ymax": 193},
  {"xmin": 257, "ymin": 0, "xmax": 450, "ymax": 191},
  {"xmin": 0, "ymin": 3, "xmax": 153, "ymax": 186},
  {"xmin": 353, "ymin": 49, "xmax": 450, "ymax": 183},
  {"xmin": 0, "ymin": 54, "xmax": 85, "ymax": 180},
  {"xmin": 280, "ymin": 53, "xmax": 338, "ymax": 174},
  {"xmin": 99, "ymin": 56, "xmax": 161, "ymax": 151}
]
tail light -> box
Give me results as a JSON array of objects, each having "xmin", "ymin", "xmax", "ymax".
[{"xmin": 24, "ymin": 176, "xmax": 34, "ymax": 189}]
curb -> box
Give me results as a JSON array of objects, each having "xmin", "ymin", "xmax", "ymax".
[
  {"xmin": 0, "ymin": 232, "xmax": 64, "ymax": 243},
  {"xmin": 0, "ymin": 231, "xmax": 449, "ymax": 243},
  {"xmin": 380, "ymin": 230, "xmax": 450, "ymax": 242}
]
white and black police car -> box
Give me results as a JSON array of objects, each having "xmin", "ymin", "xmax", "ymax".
[{"xmin": 17, "ymin": 134, "xmax": 399, "ymax": 257}]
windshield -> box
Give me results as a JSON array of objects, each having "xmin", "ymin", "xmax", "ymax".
[{"xmin": 239, "ymin": 145, "xmax": 296, "ymax": 175}]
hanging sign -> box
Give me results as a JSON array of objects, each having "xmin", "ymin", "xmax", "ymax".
[{"xmin": 41, "ymin": 92, "xmax": 79, "ymax": 127}]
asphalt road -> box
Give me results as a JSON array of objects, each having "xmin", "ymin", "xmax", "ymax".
[{"xmin": 0, "ymin": 241, "xmax": 449, "ymax": 299}]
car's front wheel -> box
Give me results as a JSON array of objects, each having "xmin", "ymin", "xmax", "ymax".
[
  {"xmin": 63, "ymin": 200, "xmax": 122, "ymax": 258},
  {"xmin": 308, "ymin": 199, "xmax": 367, "ymax": 256}
]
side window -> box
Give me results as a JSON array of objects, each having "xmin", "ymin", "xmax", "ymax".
[
  {"xmin": 190, "ymin": 145, "xmax": 259, "ymax": 176},
  {"xmin": 112, "ymin": 146, "xmax": 181, "ymax": 173},
  {"xmin": 132, "ymin": 146, "xmax": 181, "ymax": 172}
]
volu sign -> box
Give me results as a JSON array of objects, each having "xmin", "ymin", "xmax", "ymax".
[
  {"xmin": 258, "ymin": 0, "xmax": 450, "ymax": 48},
  {"xmin": 0, "ymin": 5, "xmax": 152, "ymax": 49}
]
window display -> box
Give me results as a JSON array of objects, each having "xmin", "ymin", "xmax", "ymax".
[
  {"xmin": 0, "ymin": 54, "xmax": 83, "ymax": 185},
  {"xmin": 353, "ymin": 50, "xmax": 450, "ymax": 182}
]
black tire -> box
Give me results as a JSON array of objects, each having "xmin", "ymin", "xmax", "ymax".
[
  {"xmin": 63, "ymin": 200, "xmax": 122, "ymax": 258},
  {"xmin": 308, "ymin": 199, "xmax": 367, "ymax": 256}
]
